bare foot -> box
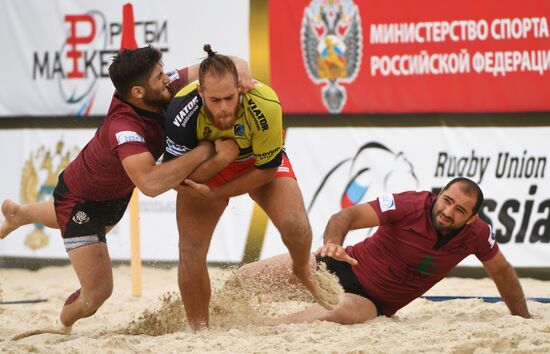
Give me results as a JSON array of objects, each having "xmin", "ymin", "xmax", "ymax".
[
  {"xmin": 311, "ymin": 269, "xmax": 343, "ymax": 310},
  {"xmin": 1, "ymin": 199, "xmax": 21, "ymax": 239},
  {"xmin": 293, "ymin": 264, "xmax": 342, "ymax": 310},
  {"xmin": 11, "ymin": 321, "xmax": 72, "ymax": 341}
]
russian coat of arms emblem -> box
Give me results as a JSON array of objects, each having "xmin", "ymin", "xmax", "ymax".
[
  {"xmin": 20, "ymin": 140, "xmax": 79, "ymax": 250},
  {"xmin": 301, "ymin": 0, "xmax": 363, "ymax": 113}
]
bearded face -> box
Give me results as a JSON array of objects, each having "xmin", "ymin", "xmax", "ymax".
[
  {"xmin": 431, "ymin": 183, "xmax": 477, "ymax": 235},
  {"xmin": 198, "ymin": 72, "xmax": 240, "ymax": 131},
  {"xmin": 142, "ymin": 83, "xmax": 172, "ymax": 108}
]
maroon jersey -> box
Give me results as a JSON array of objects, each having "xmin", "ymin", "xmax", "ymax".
[
  {"xmin": 62, "ymin": 68, "xmax": 188, "ymax": 201},
  {"xmin": 346, "ymin": 191, "xmax": 498, "ymax": 316}
]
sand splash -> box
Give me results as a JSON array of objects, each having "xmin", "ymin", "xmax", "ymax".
[
  {"xmin": 312, "ymin": 262, "xmax": 344, "ymax": 310},
  {"xmin": 115, "ymin": 292, "xmax": 186, "ymax": 336},
  {"xmin": 115, "ymin": 263, "xmax": 343, "ymax": 335}
]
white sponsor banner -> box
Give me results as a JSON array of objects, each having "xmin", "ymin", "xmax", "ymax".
[
  {"xmin": 0, "ymin": 129, "xmax": 95, "ymax": 257},
  {"xmin": 2, "ymin": 126, "xmax": 549, "ymax": 267},
  {"xmin": 0, "ymin": 0, "xmax": 249, "ymax": 117},
  {"xmin": 0, "ymin": 129, "xmax": 253, "ymax": 262},
  {"xmin": 259, "ymin": 126, "xmax": 550, "ymax": 267}
]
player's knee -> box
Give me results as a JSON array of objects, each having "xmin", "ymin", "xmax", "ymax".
[
  {"xmin": 179, "ymin": 239, "xmax": 200, "ymax": 254},
  {"xmin": 84, "ymin": 292, "xmax": 111, "ymax": 315},
  {"xmin": 327, "ymin": 297, "xmax": 378, "ymax": 324},
  {"xmin": 179, "ymin": 240, "xmax": 208, "ymax": 263},
  {"xmin": 87, "ymin": 283, "xmax": 113, "ymax": 310},
  {"xmin": 279, "ymin": 215, "xmax": 311, "ymax": 242},
  {"xmin": 227, "ymin": 262, "xmax": 262, "ymax": 287},
  {"xmin": 324, "ymin": 306, "xmax": 365, "ymax": 325},
  {"xmin": 179, "ymin": 248, "xmax": 207, "ymax": 274},
  {"xmin": 66, "ymin": 286, "xmax": 111, "ymax": 317}
]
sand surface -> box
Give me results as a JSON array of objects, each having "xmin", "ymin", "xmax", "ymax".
[{"xmin": 1, "ymin": 265, "xmax": 549, "ymax": 353}]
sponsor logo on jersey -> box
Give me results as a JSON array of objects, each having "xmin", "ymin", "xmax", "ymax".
[
  {"xmin": 247, "ymin": 98, "xmax": 269, "ymax": 131},
  {"xmin": 488, "ymin": 224, "xmax": 496, "ymax": 248},
  {"xmin": 72, "ymin": 211, "xmax": 90, "ymax": 224},
  {"xmin": 379, "ymin": 194, "xmax": 396, "ymax": 212},
  {"xmin": 173, "ymin": 96, "xmax": 200, "ymax": 127},
  {"xmin": 115, "ymin": 131, "xmax": 145, "ymax": 145},
  {"xmin": 203, "ymin": 126, "xmax": 212, "ymax": 139},
  {"xmin": 165, "ymin": 137, "xmax": 191, "ymax": 157},
  {"xmin": 257, "ymin": 146, "xmax": 281, "ymax": 159},
  {"xmin": 166, "ymin": 69, "xmax": 180, "ymax": 83},
  {"xmin": 277, "ymin": 166, "xmax": 290, "ymax": 173},
  {"xmin": 234, "ymin": 124, "xmax": 245, "ymax": 137}
]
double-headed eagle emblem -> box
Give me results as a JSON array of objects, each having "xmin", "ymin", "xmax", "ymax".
[
  {"xmin": 20, "ymin": 140, "xmax": 78, "ymax": 250},
  {"xmin": 301, "ymin": 0, "xmax": 363, "ymax": 113}
]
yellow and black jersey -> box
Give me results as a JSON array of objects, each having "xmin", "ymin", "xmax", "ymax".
[{"xmin": 164, "ymin": 80, "xmax": 283, "ymax": 169}]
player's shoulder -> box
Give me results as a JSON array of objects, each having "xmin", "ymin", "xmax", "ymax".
[
  {"xmin": 467, "ymin": 215, "xmax": 491, "ymax": 236},
  {"xmin": 392, "ymin": 190, "xmax": 434, "ymax": 209},
  {"xmin": 106, "ymin": 107, "xmax": 143, "ymax": 133},
  {"xmin": 107, "ymin": 95, "xmax": 138, "ymax": 120},
  {"xmin": 370, "ymin": 190, "xmax": 429, "ymax": 218},
  {"xmin": 166, "ymin": 85, "xmax": 202, "ymax": 132},
  {"xmin": 174, "ymin": 80, "xmax": 199, "ymax": 97},
  {"xmin": 106, "ymin": 94, "xmax": 147, "ymax": 127},
  {"xmin": 463, "ymin": 215, "xmax": 496, "ymax": 252},
  {"xmin": 244, "ymin": 81, "xmax": 281, "ymax": 107}
]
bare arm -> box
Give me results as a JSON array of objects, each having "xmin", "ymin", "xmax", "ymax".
[
  {"xmin": 185, "ymin": 154, "xmax": 232, "ymax": 183},
  {"xmin": 122, "ymin": 142, "xmax": 213, "ymax": 197},
  {"xmin": 323, "ymin": 202, "xmax": 381, "ymax": 245},
  {"xmin": 184, "ymin": 166, "xmax": 277, "ymax": 200},
  {"xmin": 482, "ymin": 250, "xmax": 531, "ymax": 318},
  {"xmin": 317, "ymin": 202, "xmax": 380, "ymax": 265},
  {"xmin": 187, "ymin": 64, "xmax": 199, "ymax": 83},
  {"xmin": 186, "ymin": 139, "xmax": 239, "ymax": 183},
  {"xmin": 228, "ymin": 56, "xmax": 254, "ymax": 92}
]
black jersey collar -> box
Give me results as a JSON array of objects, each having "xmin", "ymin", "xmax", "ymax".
[{"xmin": 430, "ymin": 203, "xmax": 465, "ymax": 250}]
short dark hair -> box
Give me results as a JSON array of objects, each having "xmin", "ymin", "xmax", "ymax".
[
  {"xmin": 198, "ymin": 44, "xmax": 238, "ymax": 87},
  {"xmin": 108, "ymin": 46, "xmax": 163, "ymax": 99},
  {"xmin": 441, "ymin": 177, "xmax": 484, "ymax": 216}
]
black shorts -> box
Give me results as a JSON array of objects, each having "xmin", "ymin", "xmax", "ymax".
[
  {"xmin": 316, "ymin": 255, "xmax": 383, "ymax": 316},
  {"xmin": 53, "ymin": 172, "xmax": 132, "ymax": 251}
]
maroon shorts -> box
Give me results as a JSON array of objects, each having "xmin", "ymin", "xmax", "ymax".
[
  {"xmin": 53, "ymin": 172, "xmax": 132, "ymax": 251},
  {"xmin": 208, "ymin": 152, "xmax": 296, "ymax": 189}
]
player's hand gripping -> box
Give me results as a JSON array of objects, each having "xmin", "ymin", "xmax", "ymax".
[
  {"xmin": 197, "ymin": 140, "xmax": 216, "ymax": 159},
  {"xmin": 236, "ymin": 67, "xmax": 255, "ymax": 92},
  {"xmin": 182, "ymin": 179, "xmax": 216, "ymax": 199},
  {"xmin": 316, "ymin": 242, "xmax": 358, "ymax": 266},
  {"xmin": 214, "ymin": 138, "xmax": 239, "ymax": 165}
]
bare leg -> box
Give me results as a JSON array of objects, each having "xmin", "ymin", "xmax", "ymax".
[
  {"xmin": 249, "ymin": 177, "xmax": 329, "ymax": 306},
  {"xmin": 228, "ymin": 253, "xmax": 315, "ymax": 301},
  {"xmin": 233, "ymin": 254, "xmax": 377, "ymax": 325},
  {"xmin": 234, "ymin": 253, "xmax": 315, "ymax": 289},
  {"xmin": 11, "ymin": 242, "xmax": 113, "ymax": 340},
  {"xmin": 271, "ymin": 293, "xmax": 378, "ymax": 325},
  {"xmin": 61, "ymin": 242, "xmax": 113, "ymax": 326},
  {"xmin": 1, "ymin": 199, "xmax": 58, "ymax": 239},
  {"xmin": 176, "ymin": 189, "xmax": 227, "ymax": 331}
]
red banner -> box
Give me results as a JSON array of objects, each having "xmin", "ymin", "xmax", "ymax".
[{"xmin": 269, "ymin": 0, "xmax": 550, "ymax": 113}]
